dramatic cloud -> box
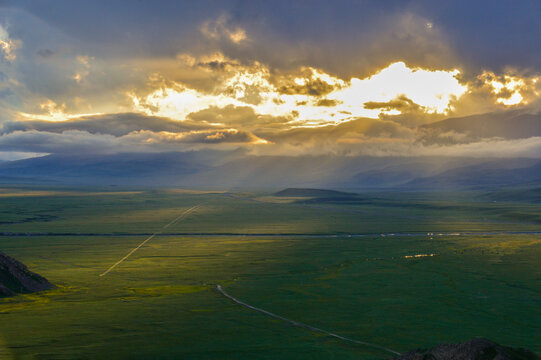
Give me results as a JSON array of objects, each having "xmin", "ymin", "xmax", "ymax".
[
  {"xmin": 72, "ymin": 55, "xmax": 93, "ymax": 83},
  {"xmin": 0, "ymin": 127, "xmax": 266, "ymax": 155},
  {"xmin": 414, "ymin": 136, "xmax": 541, "ymax": 159},
  {"xmin": 132, "ymin": 58, "xmax": 468, "ymax": 127},
  {"xmin": 0, "ymin": 130, "xmax": 123, "ymax": 154},
  {"xmin": 2, "ymin": 109, "xmax": 541, "ymax": 160},
  {"xmin": 200, "ymin": 14, "xmax": 248, "ymax": 44},
  {"xmin": 417, "ymin": 112, "xmax": 541, "ymax": 144},
  {"xmin": 0, "ymin": 1, "xmax": 539, "ymax": 161},
  {"xmin": 17, "ymin": 100, "xmax": 103, "ymax": 122},
  {"xmin": 262, "ymin": 117, "xmax": 415, "ymax": 147},
  {"xmin": 364, "ymin": 95, "xmax": 422, "ymax": 113},
  {"xmin": 478, "ymin": 71, "xmax": 540, "ymax": 106},
  {"xmin": 0, "ymin": 24, "xmax": 19, "ymax": 62},
  {"xmin": 137, "ymin": 129, "xmax": 266, "ymax": 145},
  {"xmin": 188, "ymin": 106, "xmax": 291, "ymax": 135},
  {"xmin": 275, "ymin": 68, "xmax": 343, "ymax": 96},
  {"xmin": 0, "ymin": 113, "xmax": 208, "ymax": 136}
]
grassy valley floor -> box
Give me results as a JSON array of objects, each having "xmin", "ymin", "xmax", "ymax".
[{"xmin": 0, "ymin": 187, "xmax": 539, "ymax": 359}]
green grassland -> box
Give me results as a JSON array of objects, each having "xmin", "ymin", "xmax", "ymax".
[
  {"xmin": 1, "ymin": 188, "xmax": 540, "ymax": 235},
  {"xmin": 0, "ymin": 187, "xmax": 539, "ymax": 359}
]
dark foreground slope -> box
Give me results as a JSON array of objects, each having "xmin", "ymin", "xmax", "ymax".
[
  {"xmin": 392, "ymin": 338, "xmax": 539, "ymax": 360},
  {"xmin": 0, "ymin": 252, "xmax": 54, "ymax": 296}
]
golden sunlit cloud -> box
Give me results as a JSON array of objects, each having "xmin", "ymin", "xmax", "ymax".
[
  {"xmin": 135, "ymin": 129, "xmax": 268, "ymax": 145},
  {"xmin": 0, "ymin": 25, "xmax": 19, "ymax": 62},
  {"xmin": 479, "ymin": 71, "xmax": 540, "ymax": 106},
  {"xmin": 200, "ymin": 15, "xmax": 248, "ymax": 44},
  {"xmin": 131, "ymin": 57, "xmax": 467, "ymax": 127},
  {"xmin": 72, "ymin": 55, "xmax": 93, "ymax": 83},
  {"xmin": 18, "ymin": 100, "xmax": 102, "ymax": 122}
]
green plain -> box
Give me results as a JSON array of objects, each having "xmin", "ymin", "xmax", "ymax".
[{"xmin": 0, "ymin": 187, "xmax": 539, "ymax": 359}]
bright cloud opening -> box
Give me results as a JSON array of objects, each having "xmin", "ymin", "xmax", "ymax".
[
  {"xmin": 19, "ymin": 100, "xmax": 102, "ymax": 122},
  {"xmin": 131, "ymin": 59, "xmax": 468, "ymax": 127},
  {"xmin": 479, "ymin": 71, "xmax": 539, "ymax": 106}
]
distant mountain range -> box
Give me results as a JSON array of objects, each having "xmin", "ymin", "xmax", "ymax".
[
  {"xmin": 1, "ymin": 151, "xmax": 540, "ymax": 190},
  {"xmin": 405, "ymin": 160, "xmax": 541, "ymax": 189}
]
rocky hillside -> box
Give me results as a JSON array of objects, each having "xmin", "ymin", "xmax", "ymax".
[
  {"xmin": 0, "ymin": 252, "xmax": 54, "ymax": 297},
  {"xmin": 392, "ymin": 338, "xmax": 539, "ymax": 360}
]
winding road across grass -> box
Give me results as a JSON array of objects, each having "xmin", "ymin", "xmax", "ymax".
[{"xmin": 216, "ymin": 284, "xmax": 402, "ymax": 356}]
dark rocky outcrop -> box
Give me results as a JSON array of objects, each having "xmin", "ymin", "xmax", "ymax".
[
  {"xmin": 0, "ymin": 252, "xmax": 54, "ymax": 297},
  {"xmin": 392, "ymin": 338, "xmax": 539, "ymax": 360}
]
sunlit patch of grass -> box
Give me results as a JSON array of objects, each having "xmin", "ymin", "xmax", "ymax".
[
  {"xmin": 0, "ymin": 285, "xmax": 80, "ymax": 313},
  {"xmin": 0, "ymin": 296, "xmax": 52, "ymax": 313},
  {"xmin": 458, "ymin": 237, "xmax": 541, "ymax": 255}
]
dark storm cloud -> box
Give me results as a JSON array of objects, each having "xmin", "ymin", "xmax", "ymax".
[
  {"xmin": 417, "ymin": 111, "xmax": 541, "ymax": 145},
  {"xmin": 35, "ymin": 49, "xmax": 55, "ymax": 59},
  {"xmin": 177, "ymin": 129, "xmax": 262, "ymax": 144},
  {"xmin": 3, "ymin": 110, "xmax": 541, "ymax": 158},
  {"xmin": 196, "ymin": 58, "xmax": 242, "ymax": 72},
  {"xmin": 0, "ymin": 127, "xmax": 265, "ymax": 154},
  {"xmin": 277, "ymin": 78, "xmax": 337, "ymax": 96},
  {"xmin": 364, "ymin": 95, "xmax": 421, "ymax": 112},
  {"xmin": 262, "ymin": 117, "xmax": 415, "ymax": 146},
  {"xmin": 0, "ymin": 0, "xmax": 539, "ymax": 161},
  {"xmin": 406, "ymin": 0, "xmax": 541, "ymax": 75},
  {"xmin": 5, "ymin": 0, "xmax": 539, "ymax": 75},
  {"xmin": 0, "ymin": 130, "xmax": 122, "ymax": 154},
  {"xmin": 315, "ymin": 99, "xmax": 340, "ymax": 107},
  {"xmin": 187, "ymin": 105, "xmax": 291, "ymax": 131},
  {"xmin": 1, "ymin": 0, "xmax": 538, "ymax": 124},
  {"xmin": 0, "ymin": 113, "xmax": 207, "ymax": 136}
]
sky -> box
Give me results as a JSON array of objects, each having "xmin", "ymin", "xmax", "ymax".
[{"xmin": 0, "ymin": 0, "xmax": 540, "ymax": 160}]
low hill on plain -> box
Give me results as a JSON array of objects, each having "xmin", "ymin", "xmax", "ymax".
[{"xmin": 273, "ymin": 188, "xmax": 357, "ymax": 197}]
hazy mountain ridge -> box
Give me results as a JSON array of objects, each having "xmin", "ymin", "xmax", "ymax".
[
  {"xmin": 404, "ymin": 160, "xmax": 541, "ymax": 189},
  {"xmin": 1, "ymin": 151, "xmax": 540, "ymax": 190}
]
